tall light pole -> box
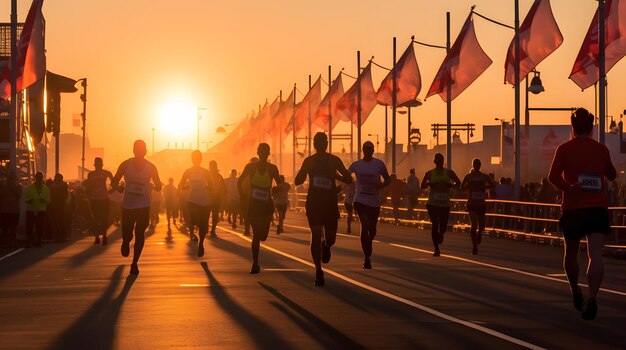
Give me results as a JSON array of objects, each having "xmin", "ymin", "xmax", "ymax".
[
  {"xmin": 197, "ymin": 107, "xmax": 206, "ymax": 150},
  {"xmin": 151, "ymin": 128, "xmax": 155, "ymax": 156},
  {"xmin": 76, "ymin": 78, "xmax": 87, "ymax": 180}
]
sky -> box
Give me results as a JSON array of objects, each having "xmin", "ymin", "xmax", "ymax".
[{"xmin": 4, "ymin": 0, "xmax": 625, "ymax": 163}]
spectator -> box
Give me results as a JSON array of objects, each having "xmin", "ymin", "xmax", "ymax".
[
  {"xmin": 405, "ymin": 168, "xmax": 420, "ymax": 219},
  {"xmin": 0, "ymin": 171, "xmax": 23, "ymax": 247},
  {"xmin": 388, "ymin": 174, "xmax": 405, "ymax": 224},
  {"xmin": 536, "ymin": 177, "xmax": 557, "ymax": 204},
  {"xmin": 494, "ymin": 177, "xmax": 514, "ymax": 200},
  {"xmin": 24, "ymin": 172, "xmax": 51, "ymax": 247},
  {"xmin": 49, "ymin": 174, "xmax": 69, "ymax": 242}
]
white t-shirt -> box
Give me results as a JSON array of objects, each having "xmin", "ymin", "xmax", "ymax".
[{"xmin": 348, "ymin": 158, "xmax": 388, "ymax": 208}]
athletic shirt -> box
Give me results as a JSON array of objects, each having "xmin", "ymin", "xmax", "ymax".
[
  {"xmin": 186, "ymin": 167, "xmax": 211, "ymax": 206},
  {"xmin": 427, "ymin": 168, "xmax": 452, "ymax": 207},
  {"xmin": 87, "ymin": 170, "xmax": 111, "ymax": 200},
  {"xmin": 224, "ymin": 176, "xmax": 239, "ymax": 201},
  {"xmin": 348, "ymin": 158, "xmax": 388, "ymax": 208},
  {"xmin": 307, "ymin": 154, "xmax": 338, "ymax": 204},
  {"xmin": 250, "ymin": 167, "xmax": 272, "ymax": 202},
  {"xmin": 123, "ymin": 159, "xmax": 154, "ymax": 209},
  {"xmin": 465, "ymin": 171, "xmax": 490, "ymax": 207}
]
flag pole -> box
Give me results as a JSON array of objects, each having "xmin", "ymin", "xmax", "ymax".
[
  {"xmin": 292, "ymin": 84, "xmax": 297, "ymax": 183},
  {"xmin": 446, "ymin": 12, "xmax": 452, "ymax": 169},
  {"xmin": 598, "ymin": 0, "xmax": 606, "ymax": 144},
  {"xmin": 357, "ymin": 50, "xmax": 362, "ymax": 159},
  {"xmin": 308, "ymin": 74, "xmax": 312, "ymax": 156},
  {"xmin": 9, "ymin": 0, "xmax": 18, "ymax": 175},
  {"xmin": 328, "ymin": 65, "xmax": 332, "ymax": 154},
  {"xmin": 279, "ymin": 89, "xmax": 283, "ymax": 172},
  {"xmin": 392, "ymin": 37, "xmax": 397, "ymax": 173},
  {"xmin": 384, "ymin": 106, "xmax": 388, "ymax": 163},
  {"xmin": 514, "ymin": 0, "xmax": 521, "ymax": 198}
]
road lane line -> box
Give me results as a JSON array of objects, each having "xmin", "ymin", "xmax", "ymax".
[
  {"xmin": 0, "ymin": 248, "xmax": 24, "ymax": 262},
  {"xmin": 218, "ymin": 225, "xmax": 546, "ymax": 350},
  {"xmin": 284, "ymin": 222, "xmax": 626, "ymax": 297}
]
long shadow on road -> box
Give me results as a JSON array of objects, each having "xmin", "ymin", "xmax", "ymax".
[
  {"xmin": 49, "ymin": 265, "xmax": 136, "ymax": 350},
  {"xmin": 200, "ymin": 262, "xmax": 292, "ymax": 349},
  {"xmin": 66, "ymin": 226, "xmax": 122, "ymax": 269}
]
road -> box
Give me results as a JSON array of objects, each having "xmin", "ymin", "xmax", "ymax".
[{"xmin": 0, "ymin": 211, "xmax": 625, "ymax": 350}]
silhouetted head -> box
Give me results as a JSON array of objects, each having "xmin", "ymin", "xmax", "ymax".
[
  {"xmin": 434, "ymin": 153, "xmax": 444, "ymax": 167},
  {"xmin": 230, "ymin": 169, "xmax": 237, "ymax": 177},
  {"xmin": 257, "ymin": 143, "xmax": 270, "ymax": 161},
  {"xmin": 279, "ymin": 175, "xmax": 285, "ymax": 183},
  {"xmin": 391, "ymin": 173, "xmax": 397, "ymax": 180},
  {"xmin": 168, "ymin": 177, "xmax": 174, "ymax": 185},
  {"xmin": 571, "ymin": 108, "xmax": 594, "ymax": 136},
  {"xmin": 410, "ymin": 168, "xmax": 415, "ymax": 175},
  {"xmin": 94, "ymin": 157, "xmax": 103, "ymax": 170},
  {"xmin": 54, "ymin": 173, "xmax": 63, "ymax": 183},
  {"xmin": 35, "ymin": 171, "xmax": 43, "ymax": 184},
  {"xmin": 500, "ymin": 177, "xmax": 506, "ymax": 184},
  {"xmin": 362, "ymin": 141, "xmax": 375, "ymax": 159},
  {"xmin": 133, "ymin": 140, "xmax": 147, "ymax": 158},
  {"xmin": 209, "ymin": 160, "xmax": 218, "ymax": 172},
  {"xmin": 313, "ymin": 132, "xmax": 328, "ymax": 153},
  {"xmin": 249, "ymin": 157, "xmax": 259, "ymax": 164},
  {"xmin": 191, "ymin": 150, "xmax": 202, "ymax": 166},
  {"xmin": 472, "ymin": 158, "xmax": 481, "ymax": 172}
]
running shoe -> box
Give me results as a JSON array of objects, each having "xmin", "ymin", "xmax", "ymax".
[
  {"xmin": 121, "ymin": 241, "xmax": 130, "ymax": 257},
  {"xmin": 102, "ymin": 236, "xmax": 108, "ymax": 246},
  {"xmin": 347, "ymin": 226, "xmax": 351, "ymax": 234},
  {"xmin": 250, "ymin": 263, "xmax": 261, "ymax": 274},
  {"xmin": 573, "ymin": 288, "xmax": 585, "ymax": 311},
  {"xmin": 321, "ymin": 241, "xmax": 331, "ymax": 264},
  {"xmin": 582, "ymin": 298, "xmax": 597, "ymax": 320},
  {"xmin": 129, "ymin": 263, "xmax": 139, "ymax": 275},
  {"xmin": 472, "ymin": 246, "xmax": 478, "ymax": 255},
  {"xmin": 197, "ymin": 244, "xmax": 205, "ymax": 258},
  {"xmin": 362, "ymin": 260, "xmax": 372, "ymax": 269},
  {"xmin": 276, "ymin": 225, "xmax": 282, "ymax": 235},
  {"xmin": 433, "ymin": 248, "xmax": 441, "ymax": 257},
  {"xmin": 232, "ymin": 223, "xmax": 237, "ymax": 230},
  {"xmin": 210, "ymin": 229, "xmax": 217, "ymax": 238},
  {"xmin": 314, "ymin": 269, "xmax": 325, "ymax": 286},
  {"xmin": 94, "ymin": 236, "xmax": 100, "ymax": 245}
]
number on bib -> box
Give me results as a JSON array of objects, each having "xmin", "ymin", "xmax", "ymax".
[
  {"xmin": 252, "ymin": 187, "xmax": 270, "ymax": 201},
  {"xmin": 127, "ymin": 182, "xmax": 146, "ymax": 196},
  {"xmin": 578, "ymin": 173, "xmax": 602, "ymax": 193},
  {"xmin": 312, "ymin": 176, "xmax": 333, "ymax": 191}
]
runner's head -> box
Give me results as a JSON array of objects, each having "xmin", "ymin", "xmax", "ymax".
[
  {"xmin": 168, "ymin": 177, "xmax": 174, "ymax": 184},
  {"xmin": 571, "ymin": 108, "xmax": 594, "ymax": 136},
  {"xmin": 313, "ymin": 132, "xmax": 328, "ymax": 153},
  {"xmin": 249, "ymin": 157, "xmax": 259, "ymax": 164},
  {"xmin": 190, "ymin": 150, "xmax": 202, "ymax": 166},
  {"xmin": 434, "ymin": 153, "xmax": 444, "ymax": 167},
  {"xmin": 410, "ymin": 168, "xmax": 415, "ymax": 175},
  {"xmin": 391, "ymin": 173, "xmax": 397, "ymax": 180},
  {"xmin": 362, "ymin": 141, "xmax": 375, "ymax": 159},
  {"xmin": 279, "ymin": 175, "xmax": 285, "ymax": 183},
  {"xmin": 257, "ymin": 143, "xmax": 270, "ymax": 161},
  {"xmin": 230, "ymin": 169, "xmax": 237, "ymax": 177},
  {"xmin": 209, "ymin": 160, "xmax": 218, "ymax": 172},
  {"xmin": 472, "ymin": 158, "xmax": 481, "ymax": 172},
  {"xmin": 94, "ymin": 157, "xmax": 103, "ymax": 170},
  {"xmin": 133, "ymin": 140, "xmax": 147, "ymax": 158}
]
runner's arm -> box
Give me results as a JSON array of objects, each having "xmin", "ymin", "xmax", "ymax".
[
  {"xmin": 110, "ymin": 160, "xmax": 128, "ymax": 192},
  {"xmin": 548, "ymin": 147, "xmax": 569, "ymax": 191},
  {"xmin": 449, "ymin": 171, "xmax": 462, "ymax": 189},
  {"xmin": 460, "ymin": 174, "xmax": 470, "ymax": 190},
  {"xmin": 237, "ymin": 164, "xmax": 251, "ymax": 196},
  {"xmin": 270, "ymin": 164, "xmax": 282, "ymax": 185},
  {"xmin": 605, "ymin": 148, "xmax": 617, "ymax": 181},
  {"xmin": 420, "ymin": 172, "xmax": 430, "ymax": 189},
  {"xmin": 152, "ymin": 165, "xmax": 162, "ymax": 192},
  {"xmin": 294, "ymin": 158, "xmax": 309, "ymax": 186},
  {"xmin": 334, "ymin": 157, "xmax": 352, "ymax": 184},
  {"xmin": 378, "ymin": 164, "xmax": 391, "ymax": 189}
]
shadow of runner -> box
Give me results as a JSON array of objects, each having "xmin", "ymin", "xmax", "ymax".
[
  {"xmin": 66, "ymin": 227, "xmax": 122, "ymax": 269},
  {"xmin": 200, "ymin": 262, "xmax": 292, "ymax": 349},
  {"xmin": 258, "ymin": 282, "xmax": 365, "ymax": 349},
  {"xmin": 49, "ymin": 266, "xmax": 136, "ymax": 350}
]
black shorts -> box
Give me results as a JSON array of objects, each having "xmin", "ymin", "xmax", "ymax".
[
  {"xmin": 559, "ymin": 207, "xmax": 611, "ymax": 240},
  {"xmin": 306, "ymin": 200, "xmax": 340, "ymax": 226},
  {"xmin": 467, "ymin": 204, "xmax": 486, "ymax": 216}
]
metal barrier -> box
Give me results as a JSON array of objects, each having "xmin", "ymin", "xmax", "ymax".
[{"xmin": 292, "ymin": 192, "xmax": 626, "ymax": 248}]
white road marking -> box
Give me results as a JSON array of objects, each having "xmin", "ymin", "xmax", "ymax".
[
  {"xmin": 546, "ymin": 273, "xmax": 568, "ymax": 277},
  {"xmin": 0, "ymin": 248, "xmax": 24, "ymax": 262},
  {"xmin": 218, "ymin": 225, "xmax": 546, "ymax": 350},
  {"xmin": 263, "ymin": 268, "xmax": 306, "ymax": 272}
]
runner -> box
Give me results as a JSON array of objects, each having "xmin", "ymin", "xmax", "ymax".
[
  {"xmin": 295, "ymin": 132, "xmax": 352, "ymax": 285},
  {"xmin": 548, "ymin": 108, "xmax": 616, "ymax": 321},
  {"xmin": 240, "ymin": 157, "xmax": 258, "ymax": 236},
  {"xmin": 272, "ymin": 175, "xmax": 291, "ymax": 235},
  {"xmin": 237, "ymin": 143, "xmax": 280, "ymax": 274},
  {"xmin": 209, "ymin": 160, "xmax": 225, "ymax": 238},
  {"xmin": 460, "ymin": 158, "xmax": 494, "ymax": 255},
  {"xmin": 342, "ymin": 180, "xmax": 355, "ymax": 233},
  {"xmin": 421, "ymin": 153, "xmax": 461, "ymax": 257},
  {"xmin": 178, "ymin": 150, "xmax": 212, "ymax": 257},
  {"xmin": 348, "ymin": 141, "xmax": 390, "ymax": 269},
  {"xmin": 406, "ymin": 168, "xmax": 420, "ymax": 219},
  {"xmin": 162, "ymin": 177, "xmax": 178, "ymax": 230},
  {"xmin": 85, "ymin": 157, "xmax": 113, "ymax": 245},
  {"xmin": 388, "ymin": 174, "xmax": 405, "ymax": 225},
  {"xmin": 111, "ymin": 140, "xmax": 162, "ymax": 275},
  {"xmin": 224, "ymin": 169, "xmax": 239, "ymax": 230}
]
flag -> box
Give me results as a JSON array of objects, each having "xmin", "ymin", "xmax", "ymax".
[
  {"xmin": 336, "ymin": 62, "xmax": 378, "ymax": 126},
  {"xmin": 570, "ymin": 0, "xmax": 626, "ymax": 90},
  {"xmin": 505, "ymin": 0, "xmax": 563, "ymax": 84},
  {"xmin": 312, "ymin": 73, "xmax": 344, "ymax": 131},
  {"xmin": 0, "ymin": 0, "xmax": 46, "ymax": 99},
  {"xmin": 377, "ymin": 42, "xmax": 421, "ymax": 106},
  {"xmin": 269, "ymin": 95, "xmax": 280, "ymax": 116},
  {"xmin": 426, "ymin": 13, "xmax": 492, "ymax": 102},
  {"xmin": 269, "ymin": 89, "xmax": 295, "ymax": 140},
  {"xmin": 285, "ymin": 77, "xmax": 322, "ymax": 135}
]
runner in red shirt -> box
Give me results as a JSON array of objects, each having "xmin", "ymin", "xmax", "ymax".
[{"xmin": 548, "ymin": 108, "xmax": 616, "ymax": 321}]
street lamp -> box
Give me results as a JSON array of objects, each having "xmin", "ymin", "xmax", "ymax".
[
  {"xmin": 76, "ymin": 78, "xmax": 87, "ymax": 181},
  {"xmin": 197, "ymin": 107, "xmax": 207, "ymax": 150},
  {"xmin": 525, "ymin": 69, "xmax": 545, "ymax": 136},
  {"xmin": 215, "ymin": 123, "xmax": 235, "ymax": 134}
]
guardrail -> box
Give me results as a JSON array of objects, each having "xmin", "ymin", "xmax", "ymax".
[{"xmin": 291, "ymin": 192, "xmax": 626, "ymax": 249}]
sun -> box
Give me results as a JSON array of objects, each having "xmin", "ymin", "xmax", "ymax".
[{"xmin": 157, "ymin": 98, "xmax": 197, "ymax": 141}]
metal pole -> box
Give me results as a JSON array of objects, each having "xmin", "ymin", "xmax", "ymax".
[
  {"xmin": 328, "ymin": 65, "xmax": 332, "ymax": 154},
  {"xmin": 292, "ymin": 84, "xmax": 296, "ymax": 181},
  {"xmin": 197, "ymin": 108, "xmax": 200, "ymax": 150},
  {"xmin": 392, "ymin": 37, "xmax": 397, "ymax": 173},
  {"xmin": 524, "ymin": 76, "xmax": 529, "ymax": 137},
  {"xmin": 350, "ymin": 117, "xmax": 354, "ymax": 163},
  {"xmin": 9, "ymin": 0, "xmax": 17, "ymax": 175},
  {"xmin": 279, "ymin": 90, "xmax": 283, "ymax": 172},
  {"xmin": 446, "ymin": 12, "xmax": 452, "ymax": 168},
  {"xmin": 357, "ymin": 50, "xmax": 362, "ymax": 159},
  {"xmin": 598, "ymin": 0, "xmax": 606, "ymax": 144},
  {"xmin": 514, "ymin": 0, "xmax": 521, "ymax": 198},
  {"xmin": 80, "ymin": 79, "xmax": 87, "ymax": 180},
  {"xmin": 407, "ymin": 106, "xmax": 411, "ymax": 154},
  {"xmin": 384, "ymin": 106, "xmax": 388, "ymax": 162},
  {"xmin": 308, "ymin": 74, "xmax": 312, "ymax": 156}
]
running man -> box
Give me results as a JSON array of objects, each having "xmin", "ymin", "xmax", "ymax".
[
  {"xmin": 460, "ymin": 158, "xmax": 494, "ymax": 255},
  {"xmin": 111, "ymin": 140, "xmax": 162, "ymax": 275},
  {"xmin": 162, "ymin": 177, "xmax": 178, "ymax": 230},
  {"xmin": 272, "ymin": 175, "xmax": 291, "ymax": 235},
  {"xmin": 348, "ymin": 141, "xmax": 390, "ymax": 269},
  {"xmin": 342, "ymin": 180, "xmax": 355, "ymax": 233},
  {"xmin": 240, "ymin": 157, "xmax": 259, "ymax": 236},
  {"xmin": 85, "ymin": 157, "xmax": 114, "ymax": 245},
  {"xmin": 224, "ymin": 169, "xmax": 239, "ymax": 230},
  {"xmin": 548, "ymin": 108, "xmax": 616, "ymax": 321},
  {"xmin": 209, "ymin": 160, "xmax": 225, "ymax": 238},
  {"xmin": 295, "ymin": 132, "xmax": 352, "ymax": 285},
  {"xmin": 237, "ymin": 144, "xmax": 280, "ymax": 274},
  {"xmin": 178, "ymin": 150, "xmax": 212, "ymax": 257},
  {"xmin": 421, "ymin": 153, "xmax": 461, "ymax": 257}
]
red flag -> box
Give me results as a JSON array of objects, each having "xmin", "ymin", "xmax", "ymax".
[
  {"xmin": 377, "ymin": 42, "xmax": 421, "ymax": 106},
  {"xmin": 269, "ymin": 95, "xmax": 280, "ymax": 116},
  {"xmin": 269, "ymin": 89, "xmax": 295, "ymax": 140},
  {"xmin": 336, "ymin": 63, "xmax": 378, "ymax": 126},
  {"xmin": 505, "ymin": 0, "xmax": 563, "ymax": 84},
  {"xmin": 313, "ymin": 73, "xmax": 344, "ymax": 131},
  {"xmin": 285, "ymin": 77, "xmax": 322, "ymax": 135},
  {"xmin": 0, "ymin": 0, "xmax": 46, "ymax": 99},
  {"xmin": 426, "ymin": 13, "xmax": 492, "ymax": 102},
  {"xmin": 570, "ymin": 0, "xmax": 626, "ymax": 90}
]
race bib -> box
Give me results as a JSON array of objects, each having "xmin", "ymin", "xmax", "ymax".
[
  {"xmin": 359, "ymin": 185, "xmax": 376, "ymax": 195},
  {"xmin": 578, "ymin": 173, "xmax": 602, "ymax": 193},
  {"xmin": 252, "ymin": 187, "xmax": 271, "ymax": 201},
  {"xmin": 432, "ymin": 192, "xmax": 449, "ymax": 201},
  {"xmin": 126, "ymin": 181, "xmax": 146, "ymax": 196},
  {"xmin": 471, "ymin": 192, "xmax": 486, "ymax": 200},
  {"xmin": 312, "ymin": 176, "xmax": 333, "ymax": 191}
]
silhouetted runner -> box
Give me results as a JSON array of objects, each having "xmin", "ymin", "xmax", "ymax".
[
  {"xmin": 162, "ymin": 177, "xmax": 178, "ymax": 230},
  {"xmin": 85, "ymin": 157, "xmax": 114, "ymax": 245},
  {"xmin": 272, "ymin": 175, "xmax": 291, "ymax": 235},
  {"xmin": 240, "ymin": 157, "xmax": 259, "ymax": 236},
  {"xmin": 461, "ymin": 158, "xmax": 494, "ymax": 255},
  {"xmin": 342, "ymin": 181, "xmax": 355, "ymax": 233},
  {"xmin": 209, "ymin": 160, "xmax": 225, "ymax": 238}
]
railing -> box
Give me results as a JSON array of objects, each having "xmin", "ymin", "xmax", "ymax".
[{"xmin": 292, "ymin": 192, "xmax": 626, "ymax": 247}]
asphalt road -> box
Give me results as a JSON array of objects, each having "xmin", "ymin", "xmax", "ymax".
[{"xmin": 0, "ymin": 211, "xmax": 625, "ymax": 350}]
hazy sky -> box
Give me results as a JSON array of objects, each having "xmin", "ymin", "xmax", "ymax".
[{"xmin": 4, "ymin": 0, "xmax": 624, "ymax": 161}]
